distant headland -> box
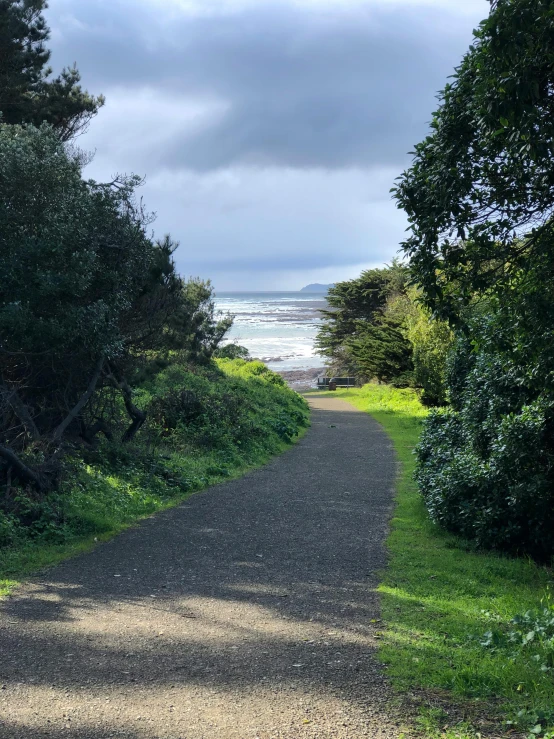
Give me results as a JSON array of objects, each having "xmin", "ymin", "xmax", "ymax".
[{"xmin": 299, "ymin": 283, "xmax": 334, "ymax": 293}]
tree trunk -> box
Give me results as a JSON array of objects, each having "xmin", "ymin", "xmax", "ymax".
[
  {"xmin": 53, "ymin": 357, "xmax": 104, "ymax": 443},
  {"xmin": 79, "ymin": 419, "xmax": 113, "ymax": 444},
  {"xmin": 1, "ymin": 383, "xmax": 40, "ymax": 441},
  {"xmin": 0, "ymin": 445, "xmax": 48, "ymax": 491},
  {"xmin": 107, "ymin": 369, "xmax": 147, "ymax": 443}
]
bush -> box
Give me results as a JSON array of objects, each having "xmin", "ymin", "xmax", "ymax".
[
  {"xmin": 404, "ymin": 296, "xmax": 453, "ymax": 406},
  {"xmin": 0, "ymin": 359, "xmax": 309, "ymax": 556},
  {"xmin": 213, "ymin": 344, "xmax": 250, "ymax": 360},
  {"xmin": 416, "ymin": 332, "xmax": 554, "ymax": 560}
]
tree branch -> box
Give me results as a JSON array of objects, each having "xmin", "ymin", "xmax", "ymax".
[
  {"xmin": 107, "ymin": 369, "xmax": 147, "ymax": 443},
  {"xmin": 0, "ymin": 445, "xmax": 47, "ymax": 491},
  {"xmin": 52, "ymin": 356, "xmax": 105, "ymax": 443},
  {"xmin": 0, "ymin": 382, "xmax": 40, "ymax": 441}
]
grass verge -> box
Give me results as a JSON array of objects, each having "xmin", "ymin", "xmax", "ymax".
[
  {"xmin": 321, "ymin": 384, "xmax": 554, "ymax": 738},
  {"xmin": 1, "ymin": 359, "xmax": 309, "ymax": 598}
]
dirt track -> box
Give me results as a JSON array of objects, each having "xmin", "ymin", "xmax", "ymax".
[{"xmin": 0, "ymin": 395, "xmax": 401, "ymax": 738}]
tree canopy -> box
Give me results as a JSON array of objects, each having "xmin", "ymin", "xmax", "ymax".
[
  {"xmin": 0, "ymin": 124, "xmax": 231, "ymax": 489},
  {"xmin": 315, "ymin": 262, "xmax": 409, "ymax": 378},
  {"xmin": 395, "ymin": 0, "xmax": 554, "ymax": 558},
  {"xmin": 0, "ymin": 0, "xmax": 104, "ymax": 138},
  {"xmin": 394, "ymin": 0, "xmax": 554, "ymax": 321}
]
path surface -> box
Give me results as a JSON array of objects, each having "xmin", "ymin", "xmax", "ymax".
[{"xmin": 0, "ymin": 396, "xmax": 401, "ymax": 739}]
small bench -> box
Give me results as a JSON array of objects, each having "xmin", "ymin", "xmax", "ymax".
[{"xmin": 317, "ymin": 376, "xmax": 356, "ymax": 389}]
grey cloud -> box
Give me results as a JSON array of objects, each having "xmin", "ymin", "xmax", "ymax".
[
  {"xmin": 45, "ymin": 0, "xmax": 486, "ymax": 289},
  {"xmin": 49, "ymin": 1, "xmax": 484, "ymax": 172}
]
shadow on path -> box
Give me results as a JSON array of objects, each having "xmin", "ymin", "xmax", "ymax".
[{"xmin": 0, "ymin": 397, "xmax": 400, "ymax": 739}]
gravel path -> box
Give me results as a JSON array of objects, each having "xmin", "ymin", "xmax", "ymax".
[{"xmin": 0, "ymin": 396, "xmax": 402, "ymax": 739}]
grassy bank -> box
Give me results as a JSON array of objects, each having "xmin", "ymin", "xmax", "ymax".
[
  {"xmin": 0, "ymin": 359, "xmax": 309, "ymax": 597},
  {"xmin": 326, "ymin": 385, "xmax": 554, "ymax": 738}
]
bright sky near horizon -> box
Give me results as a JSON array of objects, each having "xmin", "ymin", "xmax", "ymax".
[{"xmin": 48, "ymin": 0, "xmax": 489, "ymax": 290}]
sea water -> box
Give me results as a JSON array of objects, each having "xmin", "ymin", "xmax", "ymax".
[{"xmin": 214, "ymin": 292, "xmax": 327, "ymax": 371}]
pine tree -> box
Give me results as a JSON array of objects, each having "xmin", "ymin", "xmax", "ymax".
[
  {"xmin": 0, "ymin": 0, "xmax": 104, "ymax": 138},
  {"xmin": 350, "ymin": 314, "xmax": 414, "ymax": 386}
]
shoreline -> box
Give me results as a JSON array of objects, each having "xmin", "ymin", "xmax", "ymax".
[{"xmin": 275, "ymin": 366, "xmax": 326, "ymax": 391}]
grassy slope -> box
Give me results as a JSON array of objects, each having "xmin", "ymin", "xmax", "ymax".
[
  {"xmin": 0, "ymin": 359, "xmax": 309, "ymax": 597},
  {"xmin": 324, "ymin": 385, "xmax": 554, "ymax": 738}
]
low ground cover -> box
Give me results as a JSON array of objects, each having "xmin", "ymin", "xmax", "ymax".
[
  {"xmin": 325, "ymin": 384, "xmax": 554, "ymax": 738},
  {"xmin": 0, "ymin": 359, "xmax": 308, "ymax": 597}
]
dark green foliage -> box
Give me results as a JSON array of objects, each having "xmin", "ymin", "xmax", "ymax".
[
  {"xmin": 0, "ymin": 0, "xmax": 104, "ymax": 138},
  {"xmin": 213, "ymin": 343, "xmax": 250, "ymax": 360},
  {"xmin": 415, "ymin": 243, "xmax": 554, "ymax": 559},
  {"xmin": 0, "ymin": 124, "xmax": 233, "ymax": 491},
  {"xmin": 416, "ymin": 318, "xmax": 554, "ymax": 560},
  {"xmin": 394, "ymin": 0, "xmax": 554, "ymax": 322},
  {"xmin": 316, "ymin": 267, "xmax": 393, "ymax": 366},
  {"xmin": 350, "ymin": 314, "xmax": 413, "ymax": 386},
  {"xmin": 394, "ymin": 0, "xmax": 554, "ymax": 559},
  {"xmin": 315, "ymin": 261, "xmax": 411, "ymax": 381},
  {"xmin": 167, "ymin": 278, "xmax": 233, "ymax": 362},
  {"xmin": 0, "ymin": 360, "xmax": 309, "ymax": 551}
]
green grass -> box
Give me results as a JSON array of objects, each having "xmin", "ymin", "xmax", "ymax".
[
  {"xmin": 323, "ymin": 384, "xmax": 554, "ymax": 738},
  {"xmin": 1, "ymin": 359, "xmax": 309, "ymax": 598}
]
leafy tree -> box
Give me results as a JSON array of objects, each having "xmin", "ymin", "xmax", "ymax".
[
  {"xmin": 396, "ymin": 0, "xmax": 554, "ymax": 557},
  {"xmin": 394, "ymin": 0, "xmax": 554, "ymax": 321},
  {"xmin": 0, "ymin": 0, "xmax": 104, "ymax": 138},
  {"xmin": 0, "ymin": 124, "xmax": 232, "ymax": 490},
  {"xmin": 173, "ymin": 279, "xmax": 233, "ymax": 363},
  {"xmin": 350, "ymin": 311, "xmax": 414, "ymax": 386},
  {"xmin": 315, "ymin": 261, "xmax": 409, "ymax": 377},
  {"xmin": 404, "ymin": 295, "xmax": 453, "ymax": 406}
]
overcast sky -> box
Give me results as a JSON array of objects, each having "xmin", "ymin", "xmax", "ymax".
[{"xmin": 48, "ymin": 0, "xmax": 489, "ymax": 290}]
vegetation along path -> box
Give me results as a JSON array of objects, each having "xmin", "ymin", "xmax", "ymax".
[{"xmin": 0, "ymin": 396, "xmax": 401, "ymax": 739}]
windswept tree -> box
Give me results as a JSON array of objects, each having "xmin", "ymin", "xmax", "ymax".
[
  {"xmin": 0, "ymin": 0, "xmax": 104, "ymax": 138},
  {"xmin": 315, "ymin": 261, "xmax": 410, "ymax": 380},
  {"xmin": 0, "ymin": 124, "xmax": 231, "ymax": 490}
]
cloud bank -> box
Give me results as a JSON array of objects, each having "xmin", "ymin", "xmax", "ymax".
[{"xmin": 48, "ymin": 0, "xmax": 489, "ymax": 289}]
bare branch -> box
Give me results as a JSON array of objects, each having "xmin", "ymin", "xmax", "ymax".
[
  {"xmin": 0, "ymin": 382, "xmax": 40, "ymax": 441},
  {"xmin": 0, "ymin": 445, "xmax": 47, "ymax": 491},
  {"xmin": 52, "ymin": 357, "xmax": 105, "ymax": 443}
]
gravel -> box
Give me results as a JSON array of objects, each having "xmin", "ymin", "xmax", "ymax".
[{"xmin": 0, "ymin": 396, "xmax": 402, "ymax": 738}]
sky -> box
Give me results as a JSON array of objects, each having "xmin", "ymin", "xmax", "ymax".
[{"xmin": 47, "ymin": 0, "xmax": 489, "ymax": 291}]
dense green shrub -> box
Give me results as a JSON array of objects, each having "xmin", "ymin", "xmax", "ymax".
[
  {"xmin": 404, "ymin": 297, "xmax": 453, "ymax": 406},
  {"xmin": 1, "ymin": 359, "xmax": 308, "ymax": 554},
  {"xmin": 416, "ymin": 325, "xmax": 554, "ymax": 560}
]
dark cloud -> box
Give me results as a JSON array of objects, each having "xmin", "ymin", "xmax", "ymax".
[
  {"xmin": 49, "ymin": 1, "xmax": 485, "ymax": 172},
  {"xmin": 45, "ymin": 0, "xmax": 487, "ymax": 288}
]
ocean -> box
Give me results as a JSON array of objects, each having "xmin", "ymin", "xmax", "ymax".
[{"xmin": 214, "ymin": 292, "xmax": 327, "ymax": 371}]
